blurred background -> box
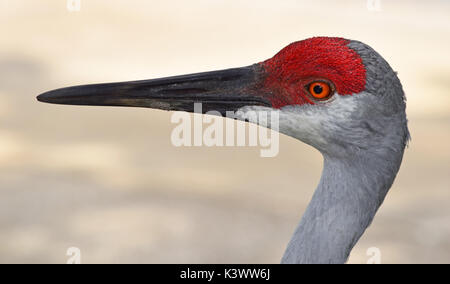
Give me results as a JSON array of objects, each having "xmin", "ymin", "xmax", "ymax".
[{"xmin": 0, "ymin": 0, "xmax": 449, "ymax": 263}]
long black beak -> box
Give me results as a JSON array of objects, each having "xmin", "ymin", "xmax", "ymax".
[{"xmin": 37, "ymin": 65, "xmax": 271, "ymax": 115}]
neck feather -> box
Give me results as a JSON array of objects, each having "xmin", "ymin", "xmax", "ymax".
[{"xmin": 281, "ymin": 149, "xmax": 404, "ymax": 264}]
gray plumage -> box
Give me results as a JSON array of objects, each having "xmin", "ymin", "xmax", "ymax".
[
  {"xmin": 279, "ymin": 40, "xmax": 410, "ymax": 263},
  {"xmin": 36, "ymin": 37, "xmax": 410, "ymax": 264}
]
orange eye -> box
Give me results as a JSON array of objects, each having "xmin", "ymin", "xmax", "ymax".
[{"xmin": 308, "ymin": 81, "xmax": 332, "ymax": 99}]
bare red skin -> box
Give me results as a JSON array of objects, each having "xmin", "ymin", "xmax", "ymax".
[{"xmin": 259, "ymin": 37, "xmax": 367, "ymax": 108}]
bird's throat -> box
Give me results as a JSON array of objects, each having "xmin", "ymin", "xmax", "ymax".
[{"xmin": 281, "ymin": 152, "xmax": 402, "ymax": 264}]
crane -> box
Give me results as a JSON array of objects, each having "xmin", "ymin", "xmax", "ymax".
[{"xmin": 37, "ymin": 37, "xmax": 410, "ymax": 264}]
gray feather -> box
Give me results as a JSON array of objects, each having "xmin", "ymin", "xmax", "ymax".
[{"xmin": 280, "ymin": 40, "xmax": 410, "ymax": 264}]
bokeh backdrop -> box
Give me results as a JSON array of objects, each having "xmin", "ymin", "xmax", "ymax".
[{"xmin": 0, "ymin": 0, "xmax": 449, "ymax": 263}]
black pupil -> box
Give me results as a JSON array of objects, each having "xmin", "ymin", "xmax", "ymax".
[{"xmin": 313, "ymin": 84, "xmax": 323, "ymax": 94}]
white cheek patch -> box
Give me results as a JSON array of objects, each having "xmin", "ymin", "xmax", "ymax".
[
  {"xmin": 235, "ymin": 94, "xmax": 363, "ymax": 149},
  {"xmin": 326, "ymin": 94, "xmax": 359, "ymax": 121},
  {"xmin": 278, "ymin": 94, "xmax": 361, "ymax": 145},
  {"xmin": 278, "ymin": 106, "xmax": 327, "ymax": 146}
]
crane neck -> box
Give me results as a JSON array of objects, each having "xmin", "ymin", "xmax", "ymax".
[{"xmin": 281, "ymin": 149, "xmax": 404, "ymax": 264}]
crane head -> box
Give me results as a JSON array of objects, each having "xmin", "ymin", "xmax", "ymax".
[{"xmin": 37, "ymin": 37, "xmax": 409, "ymax": 157}]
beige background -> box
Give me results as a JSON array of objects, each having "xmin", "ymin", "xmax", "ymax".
[{"xmin": 0, "ymin": 0, "xmax": 449, "ymax": 263}]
